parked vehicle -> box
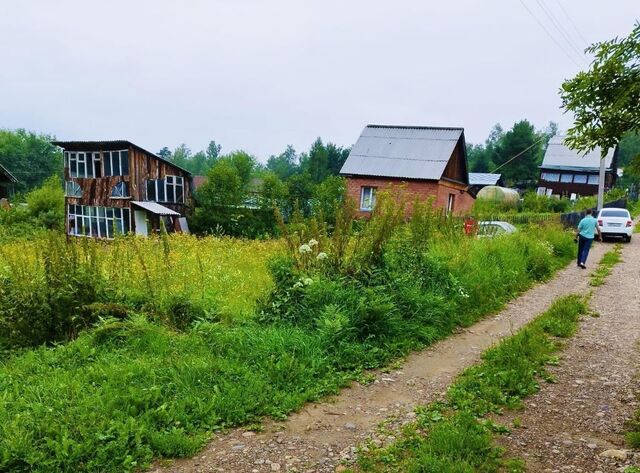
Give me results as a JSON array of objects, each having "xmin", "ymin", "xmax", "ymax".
[
  {"xmin": 477, "ymin": 221, "xmax": 517, "ymax": 238},
  {"xmin": 597, "ymin": 208, "xmax": 633, "ymax": 242}
]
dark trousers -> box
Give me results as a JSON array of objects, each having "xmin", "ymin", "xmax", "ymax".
[{"xmin": 577, "ymin": 235, "xmax": 593, "ymax": 265}]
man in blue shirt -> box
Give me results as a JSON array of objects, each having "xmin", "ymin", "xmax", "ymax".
[{"xmin": 576, "ymin": 208, "xmax": 601, "ymax": 268}]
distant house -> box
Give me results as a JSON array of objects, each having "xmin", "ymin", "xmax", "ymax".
[
  {"xmin": 468, "ymin": 173, "xmax": 504, "ymax": 197},
  {"xmin": 53, "ymin": 140, "xmax": 193, "ymax": 238},
  {"xmin": 537, "ymin": 136, "xmax": 617, "ymax": 197},
  {"xmin": 339, "ymin": 125, "xmax": 475, "ymax": 216},
  {"xmin": 0, "ymin": 162, "xmax": 18, "ymax": 200}
]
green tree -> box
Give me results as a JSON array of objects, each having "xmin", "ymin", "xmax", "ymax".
[
  {"xmin": 326, "ymin": 143, "xmax": 351, "ymax": 175},
  {"xmin": 300, "ymin": 138, "xmax": 330, "ymax": 183},
  {"xmin": 170, "ymin": 144, "xmax": 192, "ymax": 170},
  {"xmin": 197, "ymin": 160, "xmax": 244, "ymax": 207},
  {"xmin": 206, "ymin": 141, "xmax": 222, "ymax": 162},
  {"xmin": 157, "ymin": 147, "xmax": 172, "ymax": 161},
  {"xmin": 0, "ymin": 129, "xmax": 62, "ymax": 192},
  {"xmin": 561, "ymin": 22, "xmax": 640, "ymax": 155},
  {"xmin": 311, "ymin": 175, "xmax": 346, "ymax": 222},
  {"xmin": 224, "ymin": 151, "xmax": 256, "ymax": 186},
  {"xmin": 286, "ymin": 172, "xmax": 314, "ymax": 216},
  {"xmin": 466, "ymin": 144, "xmax": 493, "ymax": 173},
  {"xmin": 492, "ymin": 120, "xmax": 542, "ymax": 186},
  {"xmin": 25, "ymin": 175, "xmax": 65, "ymax": 229},
  {"xmin": 259, "ymin": 171, "xmax": 288, "ymax": 210},
  {"xmin": 267, "ymin": 145, "xmax": 298, "ymax": 180}
]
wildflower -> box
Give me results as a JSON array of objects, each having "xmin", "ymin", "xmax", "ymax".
[
  {"xmin": 316, "ymin": 252, "xmax": 328, "ymax": 260},
  {"xmin": 293, "ymin": 281, "xmax": 303, "ymax": 289},
  {"xmin": 299, "ymin": 244, "xmax": 312, "ymax": 254},
  {"xmin": 308, "ymin": 239, "xmax": 318, "ymax": 247},
  {"xmin": 303, "ymin": 277, "xmax": 313, "ymax": 286}
]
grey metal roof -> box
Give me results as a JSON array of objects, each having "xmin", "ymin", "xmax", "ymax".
[
  {"xmin": 340, "ymin": 125, "xmax": 464, "ymax": 180},
  {"xmin": 0, "ymin": 162, "xmax": 18, "ymax": 183},
  {"xmin": 540, "ymin": 136, "xmax": 615, "ymax": 171},
  {"xmin": 469, "ymin": 173, "xmax": 502, "ymax": 186},
  {"xmin": 131, "ymin": 201, "xmax": 181, "ymax": 216}
]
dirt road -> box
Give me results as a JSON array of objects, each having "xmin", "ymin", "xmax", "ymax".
[
  {"xmin": 497, "ymin": 237, "xmax": 640, "ymax": 472},
  {"xmin": 150, "ymin": 241, "xmax": 622, "ymax": 473}
]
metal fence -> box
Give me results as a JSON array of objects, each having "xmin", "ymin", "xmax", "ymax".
[{"xmin": 560, "ymin": 198, "xmax": 628, "ymax": 227}]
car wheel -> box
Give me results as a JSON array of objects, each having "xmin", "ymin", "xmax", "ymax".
[{"xmin": 626, "ymin": 236, "xmax": 632, "ymax": 243}]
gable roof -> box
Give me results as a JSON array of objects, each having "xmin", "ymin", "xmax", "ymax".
[
  {"xmin": 52, "ymin": 140, "xmax": 192, "ymax": 176},
  {"xmin": 340, "ymin": 125, "xmax": 465, "ymax": 181},
  {"xmin": 469, "ymin": 173, "xmax": 502, "ymax": 186},
  {"xmin": 540, "ymin": 136, "xmax": 616, "ymax": 172},
  {"xmin": 0, "ymin": 162, "xmax": 18, "ymax": 183}
]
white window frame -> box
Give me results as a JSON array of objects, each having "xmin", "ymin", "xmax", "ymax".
[
  {"xmin": 147, "ymin": 175, "xmax": 185, "ymax": 203},
  {"xmin": 360, "ymin": 186, "xmax": 376, "ymax": 211},
  {"xmin": 67, "ymin": 204, "xmax": 130, "ymax": 239},
  {"xmin": 447, "ymin": 193, "xmax": 455, "ymax": 213},
  {"xmin": 64, "ymin": 180, "xmax": 83, "ymax": 197},
  {"xmin": 587, "ymin": 174, "xmax": 599, "ymax": 185},
  {"xmin": 66, "ymin": 151, "xmax": 101, "ymax": 178},
  {"xmin": 573, "ymin": 174, "xmax": 588, "ymax": 184},
  {"xmin": 110, "ymin": 181, "xmax": 130, "ymax": 199},
  {"xmin": 103, "ymin": 150, "xmax": 129, "ymax": 177},
  {"xmin": 541, "ymin": 172, "xmax": 560, "ymax": 182},
  {"xmin": 560, "ymin": 173, "xmax": 573, "ymax": 183}
]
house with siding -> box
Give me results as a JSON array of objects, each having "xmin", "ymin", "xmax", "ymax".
[
  {"xmin": 0, "ymin": 162, "xmax": 18, "ymax": 200},
  {"xmin": 339, "ymin": 125, "xmax": 475, "ymax": 216},
  {"xmin": 537, "ymin": 136, "xmax": 617, "ymax": 197},
  {"xmin": 53, "ymin": 140, "xmax": 192, "ymax": 238}
]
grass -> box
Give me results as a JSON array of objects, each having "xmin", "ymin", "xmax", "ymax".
[
  {"xmin": 356, "ymin": 294, "xmax": 590, "ymax": 472},
  {"xmin": 0, "ymin": 223, "xmax": 577, "ymax": 472},
  {"xmin": 590, "ymin": 244, "xmax": 623, "ymax": 287}
]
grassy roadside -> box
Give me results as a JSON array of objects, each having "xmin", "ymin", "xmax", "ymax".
[
  {"xmin": 0, "ymin": 219, "xmax": 577, "ymax": 471},
  {"xmin": 590, "ymin": 244, "xmax": 623, "ymax": 287},
  {"xmin": 355, "ymin": 294, "xmax": 590, "ymax": 472}
]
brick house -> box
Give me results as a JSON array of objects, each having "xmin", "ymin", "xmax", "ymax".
[
  {"xmin": 537, "ymin": 136, "xmax": 617, "ymax": 198},
  {"xmin": 53, "ymin": 140, "xmax": 193, "ymax": 238},
  {"xmin": 340, "ymin": 125, "xmax": 475, "ymax": 216}
]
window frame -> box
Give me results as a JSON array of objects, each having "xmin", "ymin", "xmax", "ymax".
[
  {"xmin": 447, "ymin": 193, "xmax": 455, "ymax": 214},
  {"xmin": 541, "ymin": 172, "xmax": 560, "ymax": 182},
  {"xmin": 103, "ymin": 150, "xmax": 130, "ymax": 177},
  {"xmin": 67, "ymin": 204, "xmax": 131, "ymax": 239},
  {"xmin": 587, "ymin": 174, "xmax": 600, "ymax": 185},
  {"xmin": 110, "ymin": 181, "xmax": 130, "ymax": 199},
  {"xmin": 360, "ymin": 186, "xmax": 376, "ymax": 211},
  {"xmin": 146, "ymin": 175, "xmax": 185, "ymax": 204},
  {"xmin": 64, "ymin": 180, "xmax": 83, "ymax": 198},
  {"xmin": 573, "ymin": 174, "xmax": 588, "ymax": 184},
  {"xmin": 560, "ymin": 173, "xmax": 573, "ymax": 183}
]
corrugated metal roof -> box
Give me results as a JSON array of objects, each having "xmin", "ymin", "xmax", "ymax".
[
  {"xmin": 468, "ymin": 173, "xmax": 502, "ymax": 186},
  {"xmin": 541, "ymin": 136, "xmax": 615, "ymax": 171},
  {"xmin": 340, "ymin": 125, "xmax": 464, "ymax": 180},
  {"xmin": 52, "ymin": 140, "xmax": 193, "ymax": 176},
  {"xmin": 132, "ymin": 201, "xmax": 181, "ymax": 216},
  {"xmin": 0, "ymin": 162, "xmax": 18, "ymax": 183}
]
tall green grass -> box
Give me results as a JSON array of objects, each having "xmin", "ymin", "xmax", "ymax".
[
  {"xmin": 0, "ymin": 219, "xmax": 577, "ymax": 472},
  {"xmin": 357, "ymin": 295, "xmax": 589, "ymax": 472}
]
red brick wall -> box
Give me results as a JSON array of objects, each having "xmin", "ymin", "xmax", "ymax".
[{"xmin": 345, "ymin": 176, "xmax": 475, "ymax": 218}]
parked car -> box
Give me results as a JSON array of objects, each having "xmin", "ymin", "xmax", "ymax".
[
  {"xmin": 597, "ymin": 208, "xmax": 634, "ymax": 242},
  {"xmin": 477, "ymin": 221, "xmax": 517, "ymax": 238}
]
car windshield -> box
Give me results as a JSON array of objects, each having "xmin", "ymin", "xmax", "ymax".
[{"xmin": 600, "ymin": 210, "xmax": 629, "ymax": 218}]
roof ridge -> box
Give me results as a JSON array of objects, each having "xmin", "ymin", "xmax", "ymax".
[{"xmin": 366, "ymin": 124, "xmax": 464, "ymax": 131}]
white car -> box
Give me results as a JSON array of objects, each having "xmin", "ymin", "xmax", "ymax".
[
  {"xmin": 477, "ymin": 221, "xmax": 517, "ymax": 238},
  {"xmin": 597, "ymin": 208, "xmax": 634, "ymax": 242}
]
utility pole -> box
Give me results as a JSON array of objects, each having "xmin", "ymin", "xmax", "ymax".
[{"xmin": 597, "ymin": 153, "xmax": 605, "ymax": 211}]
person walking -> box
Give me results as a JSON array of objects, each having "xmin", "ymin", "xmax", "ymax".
[{"xmin": 575, "ymin": 208, "xmax": 601, "ymax": 269}]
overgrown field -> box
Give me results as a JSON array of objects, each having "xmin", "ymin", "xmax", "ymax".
[{"xmin": 0, "ymin": 202, "xmax": 578, "ymax": 472}]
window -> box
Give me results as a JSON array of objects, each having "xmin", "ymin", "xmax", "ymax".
[
  {"xmin": 447, "ymin": 193, "xmax": 455, "ymax": 213},
  {"xmin": 541, "ymin": 172, "xmax": 560, "ymax": 182},
  {"xmin": 560, "ymin": 173, "xmax": 573, "ymax": 183},
  {"xmin": 588, "ymin": 174, "xmax": 600, "ymax": 185},
  {"xmin": 67, "ymin": 205, "xmax": 130, "ymax": 239},
  {"xmin": 573, "ymin": 174, "xmax": 587, "ymax": 184},
  {"xmin": 600, "ymin": 209, "xmax": 630, "ymax": 218},
  {"xmin": 65, "ymin": 181, "xmax": 82, "ymax": 197},
  {"xmin": 65, "ymin": 151, "xmax": 101, "ymax": 178},
  {"xmin": 146, "ymin": 176, "xmax": 185, "ymax": 203},
  {"xmin": 360, "ymin": 186, "xmax": 376, "ymax": 211},
  {"xmin": 111, "ymin": 182, "xmax": 130, "ymax": 198},
  {"xmin": 103, "ymin": 150, "xmax": 129, "ymax": 177}
]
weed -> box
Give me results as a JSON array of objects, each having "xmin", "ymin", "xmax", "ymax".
[{"xmin": 590, "ymin": 244, "xmax": 623, "ymax": 287}]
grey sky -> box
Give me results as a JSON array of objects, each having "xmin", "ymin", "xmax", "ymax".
[{"xmin": 0, "ymin": 0, "xmax": 637, "ymax": 162}]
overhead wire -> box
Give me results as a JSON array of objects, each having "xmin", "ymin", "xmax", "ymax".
[
  {"xmin": 533, "ymin": 0, "xmax": 587, "ymax": 62},
  {"xmin": 518, "ymin": 0, "xmax": 582, "ymax": 68},
  {"xmin": 554, "ymin": 0, "xmax": 590, "ymax": 47},
  {"xmin": 489, "ymin": 135, "xmax": 548, "ymax": 174}
]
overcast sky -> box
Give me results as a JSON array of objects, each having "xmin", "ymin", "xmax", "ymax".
[{"xmin": 0, "ymin": 1, "xmax": 637, "ymax": 162}]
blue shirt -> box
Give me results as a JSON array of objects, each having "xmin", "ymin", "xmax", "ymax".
[{"xmin": 578, "ymin": 215, "xmax": 598, "ymax": 239}]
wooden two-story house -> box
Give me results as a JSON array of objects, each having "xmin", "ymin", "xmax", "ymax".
[{"xmin": 53, "ymin": 140, "xmax": 193, "ymax": 238}]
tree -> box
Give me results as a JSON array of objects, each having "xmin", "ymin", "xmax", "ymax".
[
  {"xmin": 311, "ymin": 175, "xmax": 346, "ymax": 222},
  {"xmin": 492, "ymin": 120, "xmax": 542, "ymax": 186},
  {"xmin": 466, "ymin": 144, "xmax": 493, "ymax": 173},
  {"xmin": 224, "ymin": 151, "xmax": 256, "ymax": 186},
  {"xmin": 0, "ymin": 129, "xmax": 62, "ymax": 192},
  {"xmin": 286, "ymin": 172, "xmax": 314, "ymax": 216},
  {"xmin": 561, "ymin": 23, "xmax": 640, "ymax": 155},
  {"xmin": 300, "ymin": 138, "xmax": 330, "ymax": 184},
  {"xmin": 197, "ymin": 160, "xmax": 244, "ymax": 207},
  {"xmin": 170, "ymin": 144, "xmax": 192, "ymax": 170},
  {"xmin": 326, "ymin": 143, "xmax": 351, "ymax": 175},
  {"xmin": 206, "ymin": 141, "xmax": 222, "ymax": 162},
  {"xmin": 259, "ymin": 171, "xmax": 288, "ymax": 210},
  {"xmin": 157, "ymin": 147, "xmax": 172, "ymax": 161},
  {"xmin": 267, "ymin": 145, "xmax": 298, "ymax": 180}
]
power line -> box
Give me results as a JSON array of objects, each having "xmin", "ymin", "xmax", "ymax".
[
  {"xmin": 490, "ymin": 136, "xmax": 547, "ymax": 174},
  {"xmin": 518, "ymin": 0, "xmax": 582, "ymax": 68},
  {"xmin": 554, "ymin": 0, "xmax": 590, "ymax": 47},
  {"xmin": 533, "ymin": 0, "xmax": 587, "ymax": 62}
]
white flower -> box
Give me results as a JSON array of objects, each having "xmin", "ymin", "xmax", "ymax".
[
  {"xmin": 316, "ymin": 252, "xmax": 328, "ymax": 260},
  {"xmin": 299, "ymin": 244, "xmax": 312, "ymax": 254},
  {"xmin": 303, "ymin": 277, "xmax": 313, "ymax": 286},
  {"xmin": 308, "ymin": 239, "xmax": 318, "ymax": 247}
]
